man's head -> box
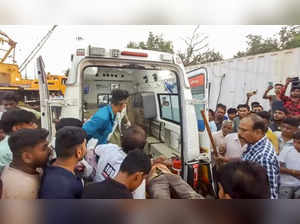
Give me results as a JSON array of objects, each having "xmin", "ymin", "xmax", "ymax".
[
  {"xmin": 238, "ymin": 114, "xmax": 266, "ymax": 144},
  {"xmin": 216, "ymin": 161, "xmax": 270, "ymax": 199},
  {"xmin": 55, "ymin": 118, "xmax": 83, "ymax": 131},
  {"xmin": 227, "ymin": 108, "xmax": 237, "ymax": 121},
  {"xmin": 208, "ymin": 109, "xmax": 215, "ymax": 122},
  {"xmin": 274, "ymin": 83, "xmax": 283, "ymax": 94},
  {"xmin": 215, "ymin": 104, "xmax": 226, "ymax": 121},
  {"xmin": 273, "ymin": 108, "xmax": 288, "ymax": 122},
  {"xmin": 221, "ymin": 120, "xmax": 233, "ymax": 136},
  {"xmin": 118, "ymin": 149, "xmax": 151, "ymax": 192},
  {"xmin": 121, "ymin": 125, "xmax": 146, "ymax": 153},
  {"xmin": 8, "ymin": 128, "xmax": 50, "ymax": 168},
  {"xmin": 291, "ymin": 86, "xmax": 300, "ymax": 99},
  {"xmin": 1, "ymin": 110, "xmax": 38, "ymax": 134},
  {"xmin": 110, "ymin": 89, "xmax": 129, "ymax": 113},
  {"xmin": 55, "ymin": 126, "xmax": 87, "ymax": 162},
  {"xmin": 281, "ymin": 118, "xmax": 299, "ymax": 139},
  {"xmin": 0, "ymin": 121, "xmax": 5, "ymax": 141},
  {"xmin": 251, "ymin": 102, "xmax": 263, "ymax": 112},
  {"xmin": 237, "ymin": 104, "xmax": 250, "ymax": 119},
  {"xmin": 293, "ymin": 130, "xmax": 300, "ymax": 152},
  {"xmin": 2, "ymin": 92, "xmax": 19, "ymax": 111},
  {"xmin": 256, "ymin": 111, "xmax": 271, "ymax": 132}
]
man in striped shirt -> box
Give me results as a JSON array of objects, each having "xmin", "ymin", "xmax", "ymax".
[{"xmin": 238, "ymin": 114, "xmax": 280, "ymax": 199}]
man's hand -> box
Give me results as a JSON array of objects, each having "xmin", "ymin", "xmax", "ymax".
[
  {"xmin": 218, "ymin": 145, "xmax": 226, "ymax": 155},
  {"xmin": 267, "ymin": 85, "xmax": 273, "ymax": 91},
  {"xmin": 246, "ymin": 92, "xmax": 253, "ymax": 98},
  {"xmin": 286, "ymin": 77, "xmax": 293, "ymax": 85},
  {"xmin": 214, "ymin": 155, "xmax": 229, "ymax": 163},
  {"xmin": 152, "ymin": 156, "xmax": 172, "ymax": 168}
]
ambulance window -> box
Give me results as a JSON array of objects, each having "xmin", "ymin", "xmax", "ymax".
[{"xmin": 158, "ymin": 94, "xmax": 180, "ymax": 124}]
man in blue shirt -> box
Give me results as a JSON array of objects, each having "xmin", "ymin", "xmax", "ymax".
[
  {"xmin": 39, "ymin": 126, "xmax": 87, "ymax": 199},
  {"xmin": 83, "ymin": 89, "xmax": 129, "ymax": 145},
  {"xmin": 238, "ymin": 114, "xmax": 279, "ymax": 199}
]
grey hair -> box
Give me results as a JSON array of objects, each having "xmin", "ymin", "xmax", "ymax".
[{"xmin": 222, "ymin": 120, "xmax": 233, "ymax": 128}]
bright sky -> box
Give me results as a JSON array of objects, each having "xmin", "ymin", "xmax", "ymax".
[{"xmin": 1, "ymin": 25, "xmax": 283, "ymax": 79}]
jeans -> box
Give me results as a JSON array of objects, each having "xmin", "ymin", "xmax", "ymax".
[{"xmin": 147, "ymin": 173, "xmax": 204, "ymax": 199}]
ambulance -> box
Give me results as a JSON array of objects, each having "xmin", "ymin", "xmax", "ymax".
[{"xmin": 37, "ymin": 46, "xmax": 215, "ymax": 195}]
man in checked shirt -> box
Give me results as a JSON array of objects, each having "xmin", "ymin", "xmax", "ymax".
[{"xmin": 238, "ymin": 114, "xmax": 280, "ymax": 199}]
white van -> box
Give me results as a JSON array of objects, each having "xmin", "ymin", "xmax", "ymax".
[{"xmin": 37, "ymin": 46, "xmax": 213, "ymax": 193}]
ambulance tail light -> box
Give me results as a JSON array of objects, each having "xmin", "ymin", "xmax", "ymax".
[
  {"xmin": 76, "ymin": 48, "xmax": 85, "ymax": 56},
  {"xmin": 121, "ymin": 51, "xmax": 148, "ymax": 57}
]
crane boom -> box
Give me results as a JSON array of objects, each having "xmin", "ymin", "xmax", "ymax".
[
  {"xmin": 0, "ymin": 30, "xmax": 17, "ymax": 63},
  {"xmin": 19, "ymin": 25, "xmax": 57, "ymax": 72}
]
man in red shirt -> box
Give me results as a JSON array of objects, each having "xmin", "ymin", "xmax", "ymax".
[{"xmin": 280, "ymin": 78, "xmax": 300, "ymax": 120}]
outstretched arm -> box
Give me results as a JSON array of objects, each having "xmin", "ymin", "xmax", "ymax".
[
  {"xmin": 280, "ymin": 78, "xmax": 292, "ymax": 100},
  {"xmin": 263, "ymin": 86, "xmax": 273, "ymax": 100}
]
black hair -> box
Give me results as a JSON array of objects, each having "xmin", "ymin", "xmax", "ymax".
[
  {"xmin": 227, "ymin": 108, "xmax": 237, "ymax": 115},
  {"xmin": 274, "ymin": 107, "xmax": 288, "ymax": 115},
  {"xmin": 291, "ymin": 86, "xmax": 300, "ymax": 92},
  {"xmin": 216, "ymin": 161, "xmax": 270, "ymax": 199},
  {"xmin": 121, "ymin": 125, "xmax": 146, "ymax": 153},
  {"xmin": 209, "ymin": 109, "xmax": 215, "ymax": 116},
  {"xmin": 55, "ymin": 126, "xmax": 87, "ymax": 158},
  {"xmin": 294, "ymin": 130, "xmax": 300, "ymax": 140},
  {"xmin": 237, "ymin": 104, "xmax": 250, "ymax": 111},
  {"xmin": 282, "ymin": 117, "xmax": 300, "ymax": 128},
  {"xmin": 256, "ymin": 111, "xmax": 271, "ymax": 121},
  {"xmin": 275, "ymin": 83, "xmax": 283, "ymax": 87},
  {"xmin": 0, "ymin": 109, "xmax": 36, "ymax": 134},
  {"xmin": 55, "ymin": 118, "xmax": 83, "ymax": 131},
  {"xmin": 247, "ymin": 114, "xmax": 266, "ymax": 132},
  {"xmin": 251, "ymin": 101, "xmax": 260, "ymax": 108},
  {"xmin": 2, "ymin": 92, "xmax": 19, "ymax": 103},
  {"xmin": 119, "ymin": 149, "xmax": 151, "ymax": 175},
  {"xmin": 0, "ymin": 120, "xmax": 3, "ymax": 130},
  {"xmin": 8, "ymin": 128, "xmax": 49, "ymax": 158},
  {"xmin": 110, "ymin": 89, "xmax": 129, "ymax": 105},
  {"xmin": 216, "ymin": 103, "xmax": 226, "ymax": 112}
]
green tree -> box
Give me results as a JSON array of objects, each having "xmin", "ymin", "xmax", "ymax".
[
  {"xmin": 234, "ymin": 25, "xmax": 300, "ymax": 58},
  {"xmin": 126, "ymin": 32, "xmax": 174, "ymax": 53},
  {"xmin": 234, "ymin": 34, "xmax": 279, "ymax": 58},
  {"xmin": 279, "ymin": 25, "xmax": 300, "ymax": 49},
  {"xmin": 196, "ymin": 50, "xmax": 223, "ymax": 64}
]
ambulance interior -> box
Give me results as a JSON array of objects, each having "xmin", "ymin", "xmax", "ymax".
[{"xmin": 82, "ymin": 65, "xmax": 182, "ymax": 159}]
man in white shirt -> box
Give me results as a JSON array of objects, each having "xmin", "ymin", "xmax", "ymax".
[
  {"xmin": 277, "ymin": 118, "xmax": 299, "ymax": 153},
  {"xmin": 224, "ymin": 133, "xmax": 247, "ymax": 159},
  {"xmin": 93, "ymin": 125, "xmax": 147, "ymax": 199},
  {"xmin": 279, "ymin": 130, "xmax": 300, "ymax": 199},
  {"xmin": 212, "ymin": 120, "xmax": 233, "ymax": 155}
]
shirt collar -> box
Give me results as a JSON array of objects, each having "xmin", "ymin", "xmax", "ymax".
[
  {"xmin": 107, "ymin": 105, "xmax": 115, "ymax": 121},
  {"xmin": 278, "ymin": 134, "xmax": 293, "ymax": 144},
  {"xmin": 246, "ymin": 136, "xmax": 267, "ymax": 153}
]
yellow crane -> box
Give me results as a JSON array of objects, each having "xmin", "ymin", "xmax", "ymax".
[{"xmin": 0, "ymin": 26, "xmax": 66, "ymax": 104}]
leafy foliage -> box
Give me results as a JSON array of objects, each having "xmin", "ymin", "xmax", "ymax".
[
  {"xmin": 126, "ymin": 32, "xmax": 174, "ymax": 53},
  {"xmin": 234, "ymin": 25, "xmax": 300, "ymax": 58}
]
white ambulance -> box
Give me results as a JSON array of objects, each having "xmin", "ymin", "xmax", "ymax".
[{"xmin": 37, "ymin": 46, "xmax": 214, "ymax": 194}]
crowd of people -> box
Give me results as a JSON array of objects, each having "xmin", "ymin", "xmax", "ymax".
[
  {"xmin": 0, "ymin": 76, "xmax": 299, "ymax": 199},
  {"xmin": 211, "ymin": 77, "xmax": 300, "ymax": 199}
]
